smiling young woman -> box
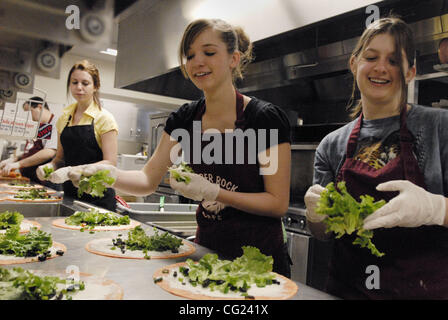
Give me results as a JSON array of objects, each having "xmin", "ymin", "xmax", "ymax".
[
  {"xmin": 60, "ymin": 19, "xmax": 292, "ymax": 277},
  {"xmin": 305, "ymin": 16, "xmax": 448, "ymax": 299}
]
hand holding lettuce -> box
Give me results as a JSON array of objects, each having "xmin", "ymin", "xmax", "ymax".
[
  {"xmin": 315, "ymin": 181, "xmax": 386, "ymax": 257},
  {"xmin": 77, "ymin": 170, "xmax": 116, "ymax": 198},
  {"xmin": 169, "ymin": 162, "xmax": 220, "ymax": 201}
]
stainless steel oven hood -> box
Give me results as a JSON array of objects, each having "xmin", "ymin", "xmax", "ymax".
[
  {"xmin": 115, "ymin": 0, "xmax": 448, "ymax": 104},
  {"xmin": 114, "ymin": 0, "xmax": 382, "ymax": 100}
]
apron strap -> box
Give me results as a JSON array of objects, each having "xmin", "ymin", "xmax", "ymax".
[
  {"xmin": 346, "ymin": 114, "xmax": 363, "ymax": 158},
  {"xmin": 194, "ymin": 89, "xmax": 246, "ymax": 129}
]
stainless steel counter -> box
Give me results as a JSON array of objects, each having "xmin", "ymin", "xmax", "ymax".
[{"xmin": 0, "ymin": 201, "xmax": 336, "ymax": 300}]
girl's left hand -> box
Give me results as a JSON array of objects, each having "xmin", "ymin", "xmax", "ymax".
[
  {"xmin": 170, "ymin": 172, "xmax": 220, "ymax": 202},
  {"xmin": 363, "ymin": 180, "xmax": 446, "ymax": 229}
]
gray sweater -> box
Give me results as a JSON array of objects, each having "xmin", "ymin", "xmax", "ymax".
[{"xmin": 313, "ymin": 104, "xmax": 448, "ymax": 197}]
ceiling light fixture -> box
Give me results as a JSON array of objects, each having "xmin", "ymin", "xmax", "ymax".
[{"xmin": 100, "ymin": 48, "xmax": 117, "ymax": 56}]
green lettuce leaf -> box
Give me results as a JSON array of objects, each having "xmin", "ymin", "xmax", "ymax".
[
  {"xmin": 113, "ymin": 226, "xmax": 183, "ymax": 254},
  {"xmin": 168, "ymin": 162, "xmax": 194, "ymax": 184},
  {"xmin": 0, "ymin": 227, "xmax": 52, "ymax": 257},
  {"xmin": 0, "ymin": 211, "xmax": 24, "ymax": 230},
  {"xmin": 43, "ymin": 166, "xmax": 54, "ymax": 179},
  {"xmin": 316, "ymin": 181, "xmax": 386, "ymax": 257},
  {"xmin": 0, "ymin": 267, "xmax": 84, "ymax": 300},
  {"xmin": 77, "ymin": 169, "xmax": 115, "ymax": 198},
  {"xmin": 176, "ymin": 246, "xmax": 276, "ymax": 296},
  {"xmin": 65, "ymin": 209, "xmax": 130, "ymax": 231}
]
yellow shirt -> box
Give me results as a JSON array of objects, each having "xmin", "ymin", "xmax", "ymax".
[{"xmin": 56, "ymin": 101, "xmax": 119, "ymax": 149}]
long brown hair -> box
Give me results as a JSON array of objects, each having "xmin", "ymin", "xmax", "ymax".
[
  {"xmin": 348, "ymin": 16, "xmax": 415, "ymax": 119},
  {"xmin": 66, "ymin": 60, "xmax": 102, "ymax": 109},
  {"xmin": 179, "ymin": 19, "xmax": 254, "ymax": 84}
]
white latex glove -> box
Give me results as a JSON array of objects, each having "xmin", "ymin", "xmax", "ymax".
[
  {"xmin": 304, "ymin": 184, "xmax": 327, "ymax": 223},
  {"xmin": 170, "ymin": 172, "xmax": 220, "ymax": 202},
  {"xmin": 2, "ymin": 161, "xmax": 20, "ymax": 176},
  {"xmin": 68, "ymin": 163, "xmax": 118, "ymax": 188},
  {"xmin": 36, "ymin": 163, "xmax": 55, "ymax": 181},
  {"xmin": 48, "ymin": 166, "xmax": 73, "ymax": 184},
  {"xmin": 0, "ymin": 157, "xmax": 15, "ymax": 170},
  {"xmin": 363, "ymin": 180, "xmax": 447, "ymax": 230}
]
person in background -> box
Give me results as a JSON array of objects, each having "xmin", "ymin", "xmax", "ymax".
[
  {"xmin": 37, "ymin": 60, "xmax": 118, "ymax": 211},
  {"xmin": 58, "ymin": 19, "xmax": 292, "ymax": 276},
  {"xmin": 305, "ymin": 17, "xmax": 448, "ymax": 299},
  {"xmin": 437, "ymin": 37, "xmax": 448, "ymax": 65},
  {"xmin": 0, "ymin": 97, "xmax": 59, "ymax": 188}
]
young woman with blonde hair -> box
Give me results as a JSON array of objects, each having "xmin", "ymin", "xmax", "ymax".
[{"xmin": 37, "ymin": 60, "xmax": 118, "ymax": 211}]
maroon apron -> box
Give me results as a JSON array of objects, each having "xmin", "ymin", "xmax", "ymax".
[
  {"xmin": 327, "ymin": 107, "xmax": 448, "ymax": 299},
  {"xmin": 187, "ymin": 91, "xmax": 288, "ymax": 275}
]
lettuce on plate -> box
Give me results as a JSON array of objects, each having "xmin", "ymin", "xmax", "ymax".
[
  {"xmin": 0, "ymin": 226, "xmax": 52, "ymax": 258},
  {"xmin": 177, "ymin": 246, "xmax": 277, "ymax": 296},
  {"xmin": 0, "ymin": 211, "xmax": 24, "ymax": 230},
  {"xmin": 0, "ymin": 267, "xmax": 84, "ymax": 300},
  {"xmin": 65, "ymin": 208, "xmax": 130, "ymax": 231}
]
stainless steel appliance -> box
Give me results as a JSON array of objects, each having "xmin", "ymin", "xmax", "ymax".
[
  {"xmin": 283, "ymin": 206, "xmax": 312, "ymax": 284},
  {"xmin": 148, "ymin": 112, "xmax": 170, "ymax": 157},
  {"xmin": 146, "ymin": 111, "xmax": 183, "ymax": 203}
]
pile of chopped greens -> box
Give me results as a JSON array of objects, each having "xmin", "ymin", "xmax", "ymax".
[
  {"xmin": 111, "ymin": 226, "xmax": 183, "ymax": 258},
  {"xmin": 65, "ymin": 209, "xmax": 130, "ymax": 232},
  {"xmin": 316, "ymin": 181, "xmax": 386, "ymax": 257},
  {"xmin": 164, "ymin": 246, "xmax": 278, "ymax": 297},
  {"xmin": 13, "ymin": 188, "xmax": 50, "ymax": 200},
  {"xmin": 0, "ymin": 211, "xmax": 24, "ymax": 230},
  {"xmin": 43, "ymin": 166, "xmax": 54, "ymax": 179},
  {"xmin": 168, "ymin": 162, "xmax": 194, "ymax": 184},
  {"xmin": 77, "ymin": 169, "xmax": 115, "ymax": 198},
  {"xmin": 0, "ymin": 227, "xmax": 52, "ymax": 258},
  {"xmin": 0, "ymin": 267, "xmax": 84, "ymax": 300}
]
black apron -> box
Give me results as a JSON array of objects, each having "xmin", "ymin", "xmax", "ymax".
[
  {"xmin": 187, "ymin": 91, "xmax": 290, "ymax": 277},
  {"xmin": 327, "ymin": 107, "xmax": 448, "ymax": 299},
  {"xmin": 60, "ymin": 115, "xmax": 116, "ymax": 211}
]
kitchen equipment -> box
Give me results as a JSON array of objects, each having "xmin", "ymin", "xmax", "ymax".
[
  {"xmin": 117, "ymin": 154, "xmax": 147, "ymax": 170},
  {"xmin": 283, "ymin": 206, "xmax": 312, "ymax": 284},
  {"xmin": 148, "ymin": 112, "xmax": 170, "ymax": 157},
  {"xmin": 290, "ymin": 144, "xmax": 317, "ymax": 204},
  {"xmin": 116, "ymin": 202, "xmax": 198, "ymax": 238},
  {"xmin": 284, "ymin": 206, "xmax": 333, "ymax": 291}
]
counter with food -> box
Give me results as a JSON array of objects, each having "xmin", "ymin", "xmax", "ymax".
[{"xmin": 0, "ymin": 197, "xmax": 337, "ymax": 300}]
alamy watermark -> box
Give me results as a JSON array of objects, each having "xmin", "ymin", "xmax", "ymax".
[
  {"xmin": 365, "ymin": 265, "xmax": 380, "ymax": 290},
  {"xmin": 65, "ymin": 5, "xmax": 80, "ymax": 30},
  {"xmin": 365, "ymin": 5, "xmax": 380, "ymax": 28},
  {"xmin": 170, "ymin": 121, "xmax": 279, "ymax": 175}
]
